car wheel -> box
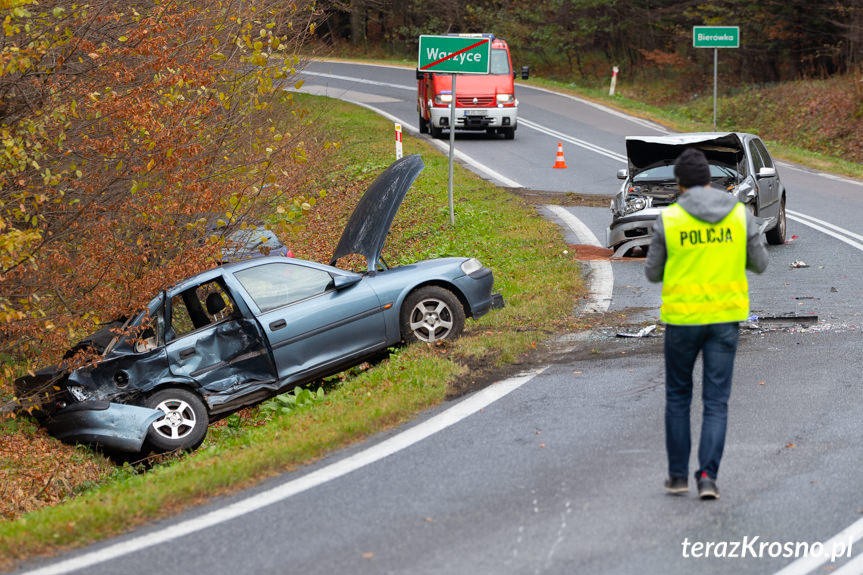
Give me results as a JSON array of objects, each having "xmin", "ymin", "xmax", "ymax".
[
  {"xmin": 145, "ymin": 388, "xmax": 208, "ymax": 452},
  {"xmin": 430, "ymin": 123, "xmax": 443, "ymax": 139},
  {"xmin": 401, "ymin": 286, "xmax": 465, "ymax": 344},
  {"xmin": 503, "ymin": 127, "xmax": 515, "ymax": 140},
  {"xmin": 419, "ymin": 114, "xmax": 429, "ymax": 134},
  {"xmin": 765, "ymin": 195, "xmax": 786, "ymax": 245}
]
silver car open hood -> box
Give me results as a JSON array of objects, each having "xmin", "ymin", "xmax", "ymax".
[
  {"xmin": 330, "ymin": 154, "xmax": 424, "ymax": 271},
  {"xmin": 626, "ymin": 132, "xmax": 744, "ymax": 175}
]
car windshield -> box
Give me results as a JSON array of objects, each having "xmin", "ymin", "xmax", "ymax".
[
  {"xmin": 632, "ymin": 163, "xmax": 741, "ymax": 183},
  {"xmin": 490, "ymin": 49, "xmax": 510, "ymax": 75}
]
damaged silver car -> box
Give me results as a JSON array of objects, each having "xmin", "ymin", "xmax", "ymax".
[
  {"xmin": 607, "ymin": 132, "xmax": 787, "ymax": 257},
  {"xmin": 14, "ymin": 155, "xmax": 502, "ymax": 453}
]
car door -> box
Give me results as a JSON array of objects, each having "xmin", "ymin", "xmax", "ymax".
[
  {"xmin": 164, "ymin": 279, "xmax": 277, "ymax": 397},
  {"xmin": 752, "ymin": 137, "xmax": 780, "ymax": 216},
  {"xmin": 231, "ymin": 261, "xmax": 387, "ymax": 385},
  {"xmin": 748, "ymin": 138, "xmax": 779, "ymax": 215}
]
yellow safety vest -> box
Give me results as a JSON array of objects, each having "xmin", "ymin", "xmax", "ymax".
[{"xmin": 660, "ymin": 202, "xmax": 749, "ymax": 325}]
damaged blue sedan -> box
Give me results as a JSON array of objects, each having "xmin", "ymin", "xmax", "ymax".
[{"xmin": 14, "ymin": 155, "xmax": 501, "ymax": 453}]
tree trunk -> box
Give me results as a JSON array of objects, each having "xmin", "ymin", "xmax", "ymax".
[{"xmin": 350, "ymin": 0, "xmax": 366, "ymax": 46}]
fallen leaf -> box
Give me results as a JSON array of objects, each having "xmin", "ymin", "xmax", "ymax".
[
  {"xmin": 759, "ymin": 381, "xmax": 765, "ymax": 385},
  {"xmin": 539, "ymin": 443, "xmax": 546, "ymax": 448},
  {"xmin": 573, "ymin": 370, "xmax": 582, "ymax": 374},
  {"xmin": 785, "ymin": 443, "xmax": 795, "ymax": 448},
  {"xmin": 363, "ymin": 553, "xmax": 374, "ymax": 559}
]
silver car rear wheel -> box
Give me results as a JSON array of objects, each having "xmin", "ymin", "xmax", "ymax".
[{"xmin": 401, "ymin": 286, "xmax": 465, "ymax": 344}]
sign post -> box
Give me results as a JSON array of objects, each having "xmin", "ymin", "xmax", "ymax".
[
  {"xmin": 693, "ymin": 26, "xmax": 739, "ymax": 129},
  {"xmin": 418, "ymin": 35, "xmax": 491, "ymax": 225}
]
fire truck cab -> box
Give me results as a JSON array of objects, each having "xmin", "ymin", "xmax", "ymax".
[{"xmin": 417, "ymin": 34, "xmax": 529, "ymax": 140}]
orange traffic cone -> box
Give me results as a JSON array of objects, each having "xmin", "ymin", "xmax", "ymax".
[{"xmin": 553, "ymin": 142, "xmax": 568, "ymax": 169}]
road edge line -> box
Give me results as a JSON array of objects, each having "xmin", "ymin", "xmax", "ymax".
[
  {"xmin": 19, "ymin": 369, "xmax": 546, "ymax": 575},
  {"xmin": 544, "ymin": 205, "xmax": 613, "ymax": 313}
]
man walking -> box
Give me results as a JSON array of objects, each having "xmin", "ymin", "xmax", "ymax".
[{"xmin": 645, "ymin": 148, "xmax": 768, "ymax": 499}]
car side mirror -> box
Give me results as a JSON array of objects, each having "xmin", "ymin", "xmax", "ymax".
[
  {"xmin": 521, "ymin": 66, "xmax": 530, "ymax": 80},
  {"xmin": 617, "ymin": 168, "xmax": 628, "ymax": 180},
  {"xmin": 757, "ymin": 167, "xmax": 776, "ymax": 178},
  {"xmin": 333, "ymin": 275, "xmax": 361, "ymax": 290}
]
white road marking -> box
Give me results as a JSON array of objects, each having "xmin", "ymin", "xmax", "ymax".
[
  {"xmin": 787, "ymin": 210, "xmax": 863, "ymax": 251},
  {"xmin": 298, "ymin": 69, "xmax": 414, "ymax": 91},
  {"xmin": 544, "ymin": 205, "xmax": 614, "ymax": 313},
  {"xmin": 516, "ymin": 83, "xmax": 669, "ymax": 133},
  {"xmin": 289, "ymin": 86, "xmax": 524, "ymax": 189},
  {"xmin": 778, "ymin": 161, "xmax": 863, "ymax": 187},
  {"xmin": 772, "ymin": 516, "xmax": 863, "ymax": 575},
  {"xmin": 519, "ymin": 118, "xmax": 627, "ymax": 163},
  {"xmin": 19, "ymin": 370, "xmax": 546, "ymax": 575},
  {"xmin": 833, "ymin": 552, "xmax": 863, "ymax": 575}
]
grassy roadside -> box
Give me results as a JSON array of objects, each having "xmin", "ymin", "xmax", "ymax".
[{"xmin": 0, "ymin": 94, "xmax": 585, "ymax": 568}]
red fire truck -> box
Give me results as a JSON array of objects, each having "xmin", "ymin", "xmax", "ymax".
[{"xmin": 417, "ymin": 34, "xmax": 529, "ymax": 140}]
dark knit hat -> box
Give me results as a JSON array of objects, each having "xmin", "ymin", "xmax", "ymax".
[{"xmin": 674, "ymin": 148, "xmax": 711, "ymax": 188}]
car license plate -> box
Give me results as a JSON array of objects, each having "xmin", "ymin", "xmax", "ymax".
[{"xmin": 463, "ymin": 109, "xmax": 486, "ymax": 116}]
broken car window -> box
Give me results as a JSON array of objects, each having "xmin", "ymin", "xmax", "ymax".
[
  {"xmin": 234, "ymin": 262, "xmax": 334, "ymax": 313},
  {"xmin": 170, "ymin": 280, "xmax": 237, "ymax": 340}
]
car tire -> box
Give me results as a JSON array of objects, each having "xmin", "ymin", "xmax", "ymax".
[
  {"xmin": 400, "ymin": 286, "xmax": 465, "ymax": 344},
  {"xmin": 144, "ymin": 387, "xmax": 209, "ymax": 452},
  {"xmin": 765, "ymin": 195, "xmax": 787, "ymax": 245},
  {"xmin": 430, "ymin": 123, "xmax": 442, "ymax": 139},
  {"xmin": 419, "ymin": 114, "xmax": 429, "ymax": 134},
  {"xmin": 503, "ymin": 127, "xmax": 515, "ymax": 140}
]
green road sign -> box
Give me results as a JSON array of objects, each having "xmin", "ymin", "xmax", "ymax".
[
  {"xmin": 418, "ymin": 35, "xmax": 491, "ymax": 74},
  {"xmin": 693, "ymin": 26, "xmax": 740, "ymax": 48}
]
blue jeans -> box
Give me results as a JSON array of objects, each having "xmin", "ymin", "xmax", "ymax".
[{"xmin": 664, "ymin": 322, "xmax": 739, "ymax": 480}]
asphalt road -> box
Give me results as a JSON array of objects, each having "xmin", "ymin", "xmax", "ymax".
[{"xmin": 16, "ymin": 62, "xmax": 863, "ymax": 575}]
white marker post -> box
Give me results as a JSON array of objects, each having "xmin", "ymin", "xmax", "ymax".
[
  {"xmin": 394, "ymin": 123, "xmax": 403, "ymax": 160},
  {"xmin": 609, "ymin": 66, "xmax": 619, "ymax": 96}
]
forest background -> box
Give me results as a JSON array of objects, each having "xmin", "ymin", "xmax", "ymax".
[{"xmin": 330, "ymin": 0, "xmax": 863, "ymax": 162}]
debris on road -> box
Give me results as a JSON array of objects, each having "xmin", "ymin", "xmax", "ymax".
[
  {"xmin": 616, "ymin": 324, "xmax": 657, "ymax": 338},
  {"xmin": 789, "ymin": 260, "xmax": 810, "ymax": 268},
  {"xmin": 743, "ymin": 314, "xmax": 819, "ymax": 330}
]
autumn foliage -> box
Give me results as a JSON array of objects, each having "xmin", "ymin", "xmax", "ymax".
[{"xmin": 0, "ymin": 0, "xmax": 328, "ymax": 389}]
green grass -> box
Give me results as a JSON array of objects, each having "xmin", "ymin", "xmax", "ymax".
[{"xmin": 0, "ymin": 94, "xmax": 585, "ymax": 567}]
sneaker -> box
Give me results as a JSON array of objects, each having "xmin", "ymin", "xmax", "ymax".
[
  {"xmin": 664, "ymin": 476, "xmax": 689, "ymax": 495},
  {"xmin": 697, "ymin": 472, "xmax": 720, "ymax": 500}
]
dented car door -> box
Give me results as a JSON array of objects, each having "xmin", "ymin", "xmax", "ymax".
[
  {"xmin": 231, "ymin": 261, "xmax": 388, "ymax": 386},
  {"xmin": 163, "ymin": 278, "xmax": 277, "ymax": 413}
]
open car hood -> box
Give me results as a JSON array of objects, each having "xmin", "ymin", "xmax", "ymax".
[
  {"xmin": 626, "ymin": 133, "xmax": 744, "ymax": 175},
  {"xmin": 330, "ymin": 154, "xmax": 424, "ymax": 270}
]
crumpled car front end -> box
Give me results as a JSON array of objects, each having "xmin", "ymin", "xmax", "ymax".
[
  {"xmin": 607, "ymin": 133, "xmax": 754, "ymax": 257},
  {"xmin": 13, "ymin": 320, "xmax": 166, "ymax": 453}
]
